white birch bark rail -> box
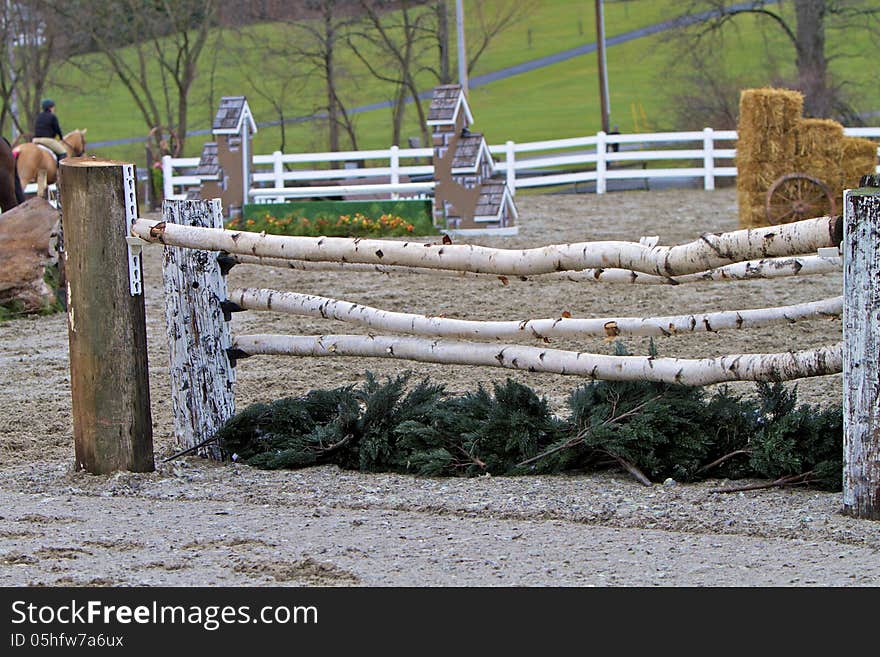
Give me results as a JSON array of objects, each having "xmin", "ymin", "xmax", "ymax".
[
  {"xmin": 231, "ymin": 334, "xmax": 842, "ymax": 386},
  {"xmin": 224, "ymin": 253, "xmax": 842, "ymax": 285},
  {"xmin": 131, "ymin": 215, "xmax": 842, "ymax": 278},
  {"xmin": 231, "ymin": 288, "xmax": 842, "ymax": 341}
]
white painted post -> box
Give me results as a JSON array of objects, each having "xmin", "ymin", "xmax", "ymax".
[
  {"xmin": 843, "ymin": 176, "xmax": 880, "ymax": 520},
  {"xmin": 273, "ymin": 151, "xmax": 284, "ymax": 203},
  {"xmin": 703, "ymin": 127, "xmax": 715, "ymax": 191},
  {"xmin": 272, "ymin": 151, "xmax": 283, "ymax": 187},
  {"xmin": 390, "ymin": 145, "xmax": 400, "ymax": 200},
  {"xmin": 162, "ymin": 155, "xmax": 174, "ymax": 199},
  {"xmin": 506, "ymin": 140, "xmax": 516, "ymax": 195},
  {"xmin": 161, "ymin": 198, "xmax": 236, "ymax": 461},
  {"xmin": 596, "ymin": 131, "xmax": 607, "ymax": 194}
]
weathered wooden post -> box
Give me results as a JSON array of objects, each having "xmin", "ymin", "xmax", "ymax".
[
  {"xmin": 161, "ymin": 198, "xmax": 235, "ymax": 460},
  {"xmin": 58, "ymin": 158, "xmax": 154, "ymax": 474},
  {"xmin": 843, "ymin": 174, "xmax": 880, "ymax": 520}
]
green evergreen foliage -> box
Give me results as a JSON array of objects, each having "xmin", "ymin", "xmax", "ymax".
[{"xmin": 217, "ymin": 367, "xmax": 843, "ymax": 491}]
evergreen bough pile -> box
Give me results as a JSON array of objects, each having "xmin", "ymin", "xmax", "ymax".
[{"xmin": 216, "ymin": 361, "xmax": 843, "ymax": 492}]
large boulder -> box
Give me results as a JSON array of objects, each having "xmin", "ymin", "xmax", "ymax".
[{"xmin": 0, "ymin": 198, "xmax": 63, "ymax": 314}]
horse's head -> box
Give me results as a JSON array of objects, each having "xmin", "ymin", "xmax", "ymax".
[{"xmin": 64, "ymin": 129, "xmax": 87, "ymax": 157}]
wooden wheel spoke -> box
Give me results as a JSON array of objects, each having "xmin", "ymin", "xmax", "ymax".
[{"xmin": 776, "ymin": 189, "xmax": 795, "ymax": 203}]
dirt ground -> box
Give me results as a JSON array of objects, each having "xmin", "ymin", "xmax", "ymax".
[{"xmin": 2, "ymin": 187, "xmax": 878, "ymax": 587}]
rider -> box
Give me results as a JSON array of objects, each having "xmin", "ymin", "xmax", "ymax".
[{"xmin": 32, "ymin": 99, "xmax": 67, "ymax": 161}]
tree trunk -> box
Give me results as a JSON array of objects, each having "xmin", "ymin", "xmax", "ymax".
[
  {"xmin": 232, "ymin": 334, "xmax": 842, "ymax": 386},
  {"xmin": 795, "ymin": 0, "xmax": 829, "ymax": 117},
  {"xmin": 392, "ymin": 85, "xmax": 406, "ymax": 147},
  {"xmin": 231, "ymin": 287, "xmax": 842, "ymax": 341},
  {"xmin": 437, "ymin": 0, "xmax": 451, "ymax": 84},
  {"xmin": 324, "ymin": 10, "xmax": 340, "ymax": 152},
  {"xmin": 176, "ymin": 83, "xmax": 189, "ymax": 153}
]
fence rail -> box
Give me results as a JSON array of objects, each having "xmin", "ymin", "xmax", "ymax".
[{"xmin": 161, "ymin": 127, "xmax": 880, "ymax": 202}]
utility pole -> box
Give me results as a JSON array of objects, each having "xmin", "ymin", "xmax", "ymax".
[
  {"xmin": 595, "ymin": 0, "xmax": 610, "ymax": 134},
  {"xmin": 456, "ymin": 0, "xmax": 468, "ymax": 96}
]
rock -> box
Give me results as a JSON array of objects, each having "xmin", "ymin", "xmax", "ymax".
[
  {"xmin": 0, "ymin": 198, "xmax": 62, "ymax": 314},
  {"xmin": 663, "ymin": 477, "xmax": 677, "ymax": 487}
]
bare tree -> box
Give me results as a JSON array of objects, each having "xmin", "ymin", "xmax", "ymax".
[
  {"xmin": 287, "ymin": 0, "xmax": 363, "ymax": 152},
  {"xmin": 671, "ymin": 1, "xmax": 880, "ymax": 120},
  {"xmin": 225, "ymin": 27, "xmax": 307, "ymax": 153},
  {"xmin": 349, "ymin": 1, "xmax": 437, "ymax": 146},
  {"xmin": 349, "ymin": 0, "xmax": 536, "ymax": 147},
  {"xmin": 0, "ymin": 0, "xmax": 68, "ymax": 139},
  {"xmin": 60, "ymin": 0, "xmax": 218, "ymax": 155},
  {"xmin": 465, "ymin": 0, "xmax": 537, "ymax": 75}
]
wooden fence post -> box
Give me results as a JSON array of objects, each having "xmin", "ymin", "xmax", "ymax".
[
  {"xmin": 162, "ymin": 198, "xmax": 236, "ymax": 460},
  {"xmin": 58, "ymin": 158, "xmax": 154, "ymax": 474},
  {"xmin": 843, "ymin": 174, "xmax": 880, "ymax": 520}
]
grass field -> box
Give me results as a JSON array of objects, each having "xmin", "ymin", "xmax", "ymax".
[{"xmin": 49, "ymin": 0, "xmax": 880, "ymax": 166}]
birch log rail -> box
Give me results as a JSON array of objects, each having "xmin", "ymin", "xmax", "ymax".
[
  {"xmin": 131, "ymin": 214, "xmax": 842, "ymax": 277},
  {"xmin": 231, "ymin": 288, "xmax": 843, "ymax": 341},
  {"xmin": 224, "ymin": 253, "xmax": 842, "ymax": 285},
  {"xmin": 231, "ymin": 334, "xmax": 843, "ymax": 387}
]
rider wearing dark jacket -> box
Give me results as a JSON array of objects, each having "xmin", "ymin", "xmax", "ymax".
[
  {"xmin": 34, "ymin": 100, "xmax": 63, "ymax": 139},
  {"xmin": 32, "ymin": 99, "xmax": 67, "ymax": 159}
]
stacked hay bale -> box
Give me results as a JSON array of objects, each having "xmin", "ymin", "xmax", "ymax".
[
  {"xmin": 735, "ymin": 88, "xmax": 803, "ymax": 228},
  {"xmin": 841, "ymin": 136, "xmax": 879, "ymax": 191},
  {"xmin": 794, "ymin": 118, "xmax": 844, "ymax": 210},
  {"xmin": 736, "ymin": 88, "xmax": 878, "ymax": 227}
]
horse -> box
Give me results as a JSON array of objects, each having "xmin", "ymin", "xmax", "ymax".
[
  {"xmin": 0, "ymin": 136, "xmax": 25, "ymax": 212},
  {"xmin": 14, "ymin": 129, "xmax": 88, "ymax": 191}
]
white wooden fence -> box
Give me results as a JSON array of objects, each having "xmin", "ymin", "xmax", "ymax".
[{"xmin": 162, "ymin": 127, "xmax": 880, "ymax": 202}]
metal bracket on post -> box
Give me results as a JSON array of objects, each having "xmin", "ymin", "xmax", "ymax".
[
  {"xmin": 122, "ymin": 164, "xmax": 143, "ymax": 296},
  {"xmin": 817, "ymin": 246, "xmax": 842, "ymax": 258},
  {"xmin": 125, "ymin": 236, "xmax": 149, "ymax": 296}
]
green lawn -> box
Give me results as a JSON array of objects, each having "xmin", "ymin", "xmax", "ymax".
[{"xmin": 50, "ymin": 0, "xmax": 879, "ymax": 166}]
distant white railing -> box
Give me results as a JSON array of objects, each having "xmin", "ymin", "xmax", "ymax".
[
  {"xmin": 161, "ymin": 127, "xmax": 880, "ymax": 202},
  {"xmin": 250, "ymin": 145, "xmax": 434, "ymax": 203}
]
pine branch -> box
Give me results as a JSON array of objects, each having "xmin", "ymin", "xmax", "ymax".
[
  {"xmin": 696, "ymin": 449, "xmax": 752, "ymax": 474},
  {"xmin": 602, "ymin": 450, "xmax": 652, "ymax": 487},
  {"xmin": 516, "ymin": 393, "xmax": 664, "ymax": 467}
]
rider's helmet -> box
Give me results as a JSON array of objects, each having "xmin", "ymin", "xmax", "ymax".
[{"xmin": 41, "ymin": 99, "xmax": 55, "ymax": 111}]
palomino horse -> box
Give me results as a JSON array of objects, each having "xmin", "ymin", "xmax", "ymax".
[
  {"xmin": 0, "ymin": 136, "xmax": 25, "ymax": 211},
  {"xmin": 14, "ymin": 129, "xmax": 88, "ymax": 191}
]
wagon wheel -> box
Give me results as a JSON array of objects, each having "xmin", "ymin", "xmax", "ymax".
[{"xmin": 765, "ymin": 173, "xmax": 836, "ymax": 225}]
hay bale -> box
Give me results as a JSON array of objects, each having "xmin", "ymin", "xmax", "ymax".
[
  {"xmin": 792, "ymin": 118, "xmax": 845, "ymax": 209},
  {"xmin": 735, "ymin": 167, "xmax": 788, "ymax": 194},
  {"xmin": 736, "ymin": 88, "xmax": 802, "ymax": 163},
  {"xmin": 794, "ymin": 118, "xmax": 844, "ymax": 175},
  {"xmin": 736, "ymin": 190, "xmax": 769, "ymax": 229},
  {"xmin": 841, "ymin": 137, "xmax": 878, "ymax": 191}
]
